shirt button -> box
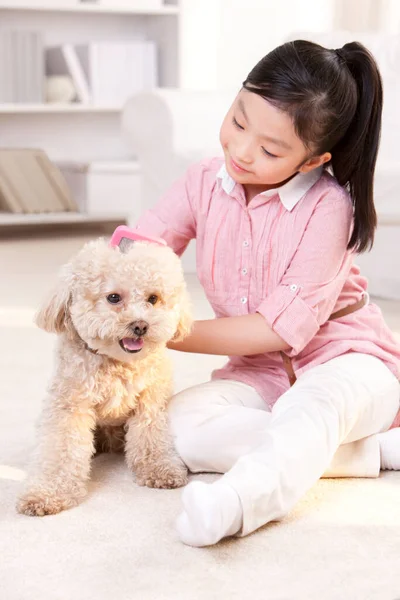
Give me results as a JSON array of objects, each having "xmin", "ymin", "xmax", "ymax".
[
  {"xmin": 243, "ymin": 240, "xmax": 249, "ymax": 247},
  {"xmin": 290, "ymin": 284, "xmax": 298, "ymax": 292},
  {"xmin": 241, "ymin": 297, "xmax": 248, "ymax": 304},
  {"xmin": 242, "ymin": 267, "xmax": 248, "ymax": 275}
]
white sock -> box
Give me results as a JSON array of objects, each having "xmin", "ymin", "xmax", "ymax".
[
  {"xmin": 378, "ymin": 428, "xmax": 400, "ymax": 470},
  {"xmin": 176, "ymin": 480, "xmax": 243, "ymax": 547}
]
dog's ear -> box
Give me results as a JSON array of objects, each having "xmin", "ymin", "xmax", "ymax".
[
  {"xmin": 35, "ymin": 264, "xmax": 74, "ymax": 334},
  {"xmin": 172, "ymin": 288, "xmax": 193, "ymax": 342}
]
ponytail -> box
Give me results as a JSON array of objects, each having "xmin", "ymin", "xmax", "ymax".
[
  {"xmin": 330, "ymin": 42, "xmax": 383, "ymax": 253},
  {"xmin": 243, "ymin": 40, "xmax": 383, "ymax": 253}
]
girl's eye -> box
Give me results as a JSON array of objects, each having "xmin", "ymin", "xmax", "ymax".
[
  {"xmin": 147, "ymin": 294, "xmax": 159, "ymax": 305},
  {"xmin": 107, "ymin": 293, "xmax": 122, "ymax": 304},
  {"xmin": 261, "ymin": 147, "xmax": 278, "ymax": 159},
  {"xmin": 232, "ymin": 116, "xmax": 244, "ymax": 130}
]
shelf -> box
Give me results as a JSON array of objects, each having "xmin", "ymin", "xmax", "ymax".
[
  {"xmin": 0, "ymin": 104, "xmax": 123, "ymax": 114},
  {"xmin": 0, "ymin": 3, "xmax": 178, "ymax": 15},
  {"xmin": 0, "ymin": 212, "xmax": 127, "ymax": 226}
]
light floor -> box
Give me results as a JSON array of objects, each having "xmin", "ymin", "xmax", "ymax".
[{"xmin": 1, "ymin": 230, "xmax": 400, "ymax": 600}]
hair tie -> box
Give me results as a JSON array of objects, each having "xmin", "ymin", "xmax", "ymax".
[{"xmin": 335, "ymin": 48, "xmax": 347, "ymax": 63}]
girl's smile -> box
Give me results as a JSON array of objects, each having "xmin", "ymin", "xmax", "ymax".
[
  {"xmin": 219, "ymin": 89, "xmax": 330, "ymax": 203},
  {"xmin": 229, "ymin": 156, "xmax": 251, "ymax": 174}
]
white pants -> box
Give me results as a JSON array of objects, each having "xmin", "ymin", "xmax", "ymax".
[{"xmin": 169, "ymin": 353, "xmax": 400, "ymax": 536}]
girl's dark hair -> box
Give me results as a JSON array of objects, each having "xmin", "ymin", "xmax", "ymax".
[{"xmin": 243, "ymin": 40, "xmax": 383, "ymax": 253}]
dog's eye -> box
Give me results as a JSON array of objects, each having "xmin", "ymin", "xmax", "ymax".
[
  {"xmin": 147, "ymin": 294, "xmax": 159, "ymax": 305},
  {"xmin": 107, "ymin": 293, "xmax": 122, "ymax": 304}
]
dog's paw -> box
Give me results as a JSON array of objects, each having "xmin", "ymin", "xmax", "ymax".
[
  {"xmin": 16, "ymin": 489, "xmax": 84, "ymax": 517},
  {"xmin": 135, "ymin": 461, "xmax": 188, "ymax": 489}
]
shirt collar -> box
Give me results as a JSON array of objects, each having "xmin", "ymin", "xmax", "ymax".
[{"xmin": 216, "ymin": 163, "xmax": 323, "ymax": 211}]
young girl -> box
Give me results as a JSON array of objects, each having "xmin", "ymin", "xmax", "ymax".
[{"xmin": 135, "ymin": 40, "xmax": 400, "ymax": 547}]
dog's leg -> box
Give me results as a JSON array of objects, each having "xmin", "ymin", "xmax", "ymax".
[
  {"xmin": 125, "ymin": 390, "xmax": 188, "ymax": 489},
  {"xmin": 17, "ymin": 406, "xmax": 96, "ymax": 516}
]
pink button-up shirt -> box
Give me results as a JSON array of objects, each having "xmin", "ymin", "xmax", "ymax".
[{"xmin": 136, "ymin": 157, "xmax": 400, "ymax": 407}]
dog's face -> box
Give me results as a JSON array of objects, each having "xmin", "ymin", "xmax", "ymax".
[{"xmin": 36, "ymin": 239, "xmax": 192, "ymax": 362}]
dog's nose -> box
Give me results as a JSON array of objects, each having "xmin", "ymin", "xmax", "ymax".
[{"xmin": 130, "ymin": 320, "xmax": 148, "ymax": 337}]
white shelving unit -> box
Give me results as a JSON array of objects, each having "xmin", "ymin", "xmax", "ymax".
[
  {"xmin": 0, "ymin": 3, "xmax": 179, "ymax": 15},
  {"xmin": 0, "ymin": 211, "xmax": 127, "ymax": 226},
  {"xmin": 0, "ymin": 1, "xmax": 180, "ymax": 227},
  {"xmin": 0, "ymin": 104, "xmax": 123, "ymax": 113}
]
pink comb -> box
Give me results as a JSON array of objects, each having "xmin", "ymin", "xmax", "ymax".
[{"xmin": 110, "ymin": 225, "xmax": 167, "ymax": 253}]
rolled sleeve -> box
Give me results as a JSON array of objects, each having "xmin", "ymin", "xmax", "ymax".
[
  {"xmin": 257, "ymin": 188, "xmax": 354, "ymax": 356},
  {"xmin": 257, "ymin": 284, "xmax": 320, "ymax": 355}
]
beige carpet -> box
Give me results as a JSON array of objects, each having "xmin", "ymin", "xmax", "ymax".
[{"xmin": 1, "ymin": 231, "xmax": 400, "ymax": 600}]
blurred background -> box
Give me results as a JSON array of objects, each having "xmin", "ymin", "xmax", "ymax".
[
  {"xmin": 1, "ymin": 6, "xmax": 400, "ymax": 594},
  {"xmin": 0, "ymin": 0, "xmax": 399, "ymax": 299}
]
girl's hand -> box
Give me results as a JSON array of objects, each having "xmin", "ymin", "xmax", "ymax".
[{"xmin": 167, "ymin": 313, "xmax": 290, "ymax": 356}]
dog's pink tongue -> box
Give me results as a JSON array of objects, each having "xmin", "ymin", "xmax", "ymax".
[{"xmin": 122, "ymin": 338, "xmax": 144, "ymax": 351}]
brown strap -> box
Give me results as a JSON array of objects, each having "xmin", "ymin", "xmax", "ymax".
[
  {"xmin": 281, "ymin": 353, "xmax": 297, "ymax": 387},
  {"xmin": 328, "ymin": 295, "xmax": 367, "ymax": 321},
  {"xmin": 280, "ymin": 295, "xmax": 368, "ymax": 387}
]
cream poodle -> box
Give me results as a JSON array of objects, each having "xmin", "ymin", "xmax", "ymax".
[{"xmin": 17, "ymin": 238, "xmax": 192, "ymax": 516}]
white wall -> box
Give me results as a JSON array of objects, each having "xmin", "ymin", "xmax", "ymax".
[
  {"xmin": 179, "ymin": 0, "xmax": 335, "ymax": 90},
  {"xmin": 379, "ymin": 0, "xmax": 400, "ymax": 32},
  {"xmin": 179, "ymin": 0, "xmax": 400, "ymax": 91},
  {"xmin": 334, "ymin": 0, "xmax": 383, "ymax": 31}
]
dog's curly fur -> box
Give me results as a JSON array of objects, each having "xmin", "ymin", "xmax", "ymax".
[{"xmin": 17, "ymin": 239, "xmax": 192, "ymax": 517}]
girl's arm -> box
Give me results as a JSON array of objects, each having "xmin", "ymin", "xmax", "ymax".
[
  {"xmin": 169, "ymin": 188, "xmax": 354, "ymax": 358},
  {"xmin": 168, "ymin": 313, "xmax": 290, "ymax": 355},
  {"xmin": 135, "ymin": 167, "xmax": 196, "ymax": 256},
  {"xmin": 135, "ymin": 160, "xmax": 215, "ymax": 257}
]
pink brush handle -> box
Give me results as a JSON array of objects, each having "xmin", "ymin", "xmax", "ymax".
[{"xmin": 109, "ymin": 225, "xmax": 167, "ymax": 248}]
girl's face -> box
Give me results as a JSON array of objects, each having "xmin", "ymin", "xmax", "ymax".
[{"xmin": 219, "ymin": 89, "xmax": 330, "ymax": 195}]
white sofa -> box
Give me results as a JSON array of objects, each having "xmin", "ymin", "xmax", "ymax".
[
  {"xmin": 122, "ymin": 31, "xmax": 400, "ymax": 299},
  {"xmin": 122, "ymin": 89, "xmax": 231, "ymax": 273}
]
